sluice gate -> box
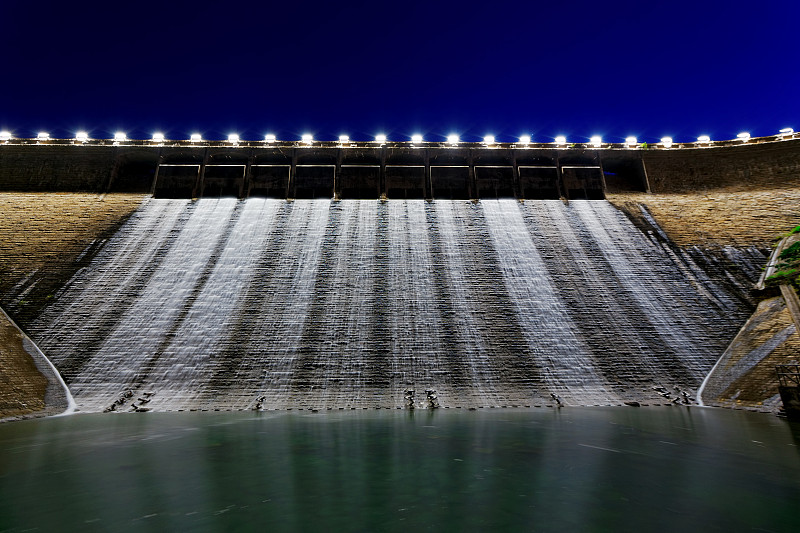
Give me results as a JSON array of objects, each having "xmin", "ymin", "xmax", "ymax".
[{"xmin": 150, "ymin": 146, "xmax": 626, "ymax": 200}]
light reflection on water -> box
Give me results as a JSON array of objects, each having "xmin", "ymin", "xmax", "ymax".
[{"xmin": 1, "ymin": 408, "xmax": 799, "ymax": 532}]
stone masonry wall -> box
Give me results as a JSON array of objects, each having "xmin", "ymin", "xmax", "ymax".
[
  {"xmin": 0, "ymin": 193, "xmax": 146, "ymax": 327},
  {"xmin": 608, "ymin": 153, "xmax": 800, "ymax": 414},
  {"xmin": 642, "ymin": 140, "xmax": 800, "ymax": 194},
  {"xmin": 698, "ymin": 296, "xmax": 800, "ymax": 412},
  {"xmin": 607, "ymin": 188, "xmax": 800, "ymax": 249},
  {"xmin": 0, "ymin": 193, "xmax": 143, "ymax": 419},
  {"xmin": 0, "ymin": 145, "xmax": 119, "ymax": 191},
  {"xmin": 0, "ymin": 310, "xmax": 48, "ymax": 419}
]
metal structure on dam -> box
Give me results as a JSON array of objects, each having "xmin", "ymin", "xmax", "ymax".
[
  {"xmin": 1, "ymin": 136, "xmax": 656, "ymax": 199},
  {"xmin": 148, "ymin": 143, "xmax": 618, "ymax": 201},
  {"xmin": 2, "ymin": 134, "xmax": 797, "ymax": 413}
]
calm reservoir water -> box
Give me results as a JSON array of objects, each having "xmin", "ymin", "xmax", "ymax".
[{"xmin": 1, "ymin": 407, "xmax": 799, "ymax": 532}]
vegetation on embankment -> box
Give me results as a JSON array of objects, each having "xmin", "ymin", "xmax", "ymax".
[{"xmin": 765, "ymin": 226, "xmax": 800, "ymax": 291}]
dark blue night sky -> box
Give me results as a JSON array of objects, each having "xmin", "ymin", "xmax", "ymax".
[{"xmin": 2, "ymin": 1, "xmax": 798, "ymax": 143}]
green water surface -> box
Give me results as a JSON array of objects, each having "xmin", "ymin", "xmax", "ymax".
[{"xmin": 1, "ymin": 407, "xmax": 799, "ymax": 532}]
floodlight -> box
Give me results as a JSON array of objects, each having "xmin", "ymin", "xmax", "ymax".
[
  {"xmin": 518, "ymin": 135, "xmax": 531, "ymax": 144},
  {"xmin": 625, "ymin": 136, "xmax": 637, "ymax": 146},
  {"xmin": 554, "ymin": 135, "xmax": 567, "ymax": 145},
  {"xmin": 447, "ymin": 134, "xmax": 459, "ymax": 144},
  {"xmin": 265, "ymin": 133, "xmax": 276, "ymax": 142},
  {"xmin": 0, "ymin": 131, "xmax": 11, "ymax": 141},
  {"xmin": 190, "ymin": 133, "xmax": 202, "ymax": 142},
  {"xmin": 75, "ymin": 131, "xmax": 89, "ymax": 142},
  {"xmin": 152, "ymin": 132, "xmax": 165, "ymax": 142},
  {"xmin": 590, "ymin": 136, "xmax": 602, "ymax": 148},
  {"xmin": 114, "ymin": 132, "xmax": 127, "ymax": 142},
  {"xmin": 660, "ymin": 137, "xmax": 673, "ymax": 148},
  {"xmin": 227, "ymin": 133, "xmax": 240, "ymax": 143},
  {"xmin": 375, "ymin": 134, "xmax": 387, "ymax": 143},
  {"xmin": 411, "ymin": 134, "xmax": 423, "ymax": 143},
  {"xmin": 338, "ymin": 135, "xmax": 350, "ymax": 143},
  {"xmin": 37, "ymin": 132, "xmax": 50, "ymax": 140},
  {"xmin": 779, "ymin": 127, "xmax": 793, "ymax": 136},
  {"xmin": 483, "ymin": 135, "xmax": 495, "ymax": 145},
  {"xmin": 301, "ymin": 133, "xmax": 313, "ymax": 144},
  {"xmin": 736, "ymin": 132, "xmax": 750, "ymax": 142},
  {"xmin": 697, "ymin": 135, "xmax": 711, "ymax": 143}
]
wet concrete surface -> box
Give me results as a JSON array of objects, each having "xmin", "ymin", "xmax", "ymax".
[{"xmin": 23, "ymin": 199, "xmax": 760, "ymax": 412}]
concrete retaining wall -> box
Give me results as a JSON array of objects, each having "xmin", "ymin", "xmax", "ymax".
[
  {"xmin": 642, "ymin": 141, "xmax": 800, "ymax": 193},
  {"xmin": 2, "ymin": 139, "xmax": 798, "ymax": 197},
  {"xmin": 0, "ymin": 145, "xmax": 120, "ymax": 191}
]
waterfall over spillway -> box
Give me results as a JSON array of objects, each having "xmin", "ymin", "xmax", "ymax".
[{"xmin": 29, "ymin": 199, "xmax": 752, "ymax": 412}]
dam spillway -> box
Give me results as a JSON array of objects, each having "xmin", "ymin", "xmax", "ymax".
[{"xmin": 25, "ymin": 198, "xmax": 756, "ymax": 412}]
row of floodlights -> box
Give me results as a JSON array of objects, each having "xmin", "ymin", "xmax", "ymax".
[{"xmin": 0, "ymin": 129, "xmax": 795, "ymax": 146}]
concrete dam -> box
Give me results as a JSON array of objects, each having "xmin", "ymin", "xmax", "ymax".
[{"xmin": 2, "ymin": 136, "xmax": 798, "ymax": 414}]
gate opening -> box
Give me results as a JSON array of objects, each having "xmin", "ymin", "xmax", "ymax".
[{"xmin": 153, "ymin": 165, "xmax": 199, "ymax": 198}]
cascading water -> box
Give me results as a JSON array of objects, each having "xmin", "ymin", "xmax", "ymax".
[{"xmin": 28, "ymin": 198, "xmax": 753, "ymax": 411}]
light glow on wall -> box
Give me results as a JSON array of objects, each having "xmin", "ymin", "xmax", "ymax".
[{"xmin": 10, "ymin": 126, "xmax": 798, "ymax": 147}]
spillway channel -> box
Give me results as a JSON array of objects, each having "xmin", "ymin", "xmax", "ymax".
[{"xmin": 28, "ymin": 199, "xmax": 753, "ymax": 412}]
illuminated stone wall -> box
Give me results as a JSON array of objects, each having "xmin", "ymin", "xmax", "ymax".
[
  {"xmin": 641, "ymin": 141, "xmax": 800, "ymax": 193},
  {"xmin": 1, "ymin": 139, "xmax": 798, "ymax": 197},
  {"xmin": 0, "ymin": 145, "xmax": 119, "ymax": 191}
]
